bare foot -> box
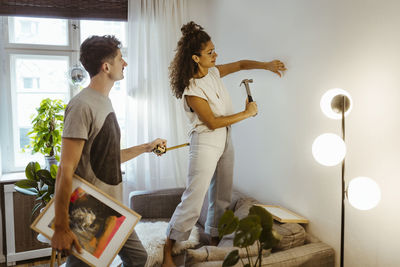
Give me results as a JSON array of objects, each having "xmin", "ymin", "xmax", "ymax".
[{"xmin": 162, "ymin": 238, "xmax": 176, "ymax": 267}]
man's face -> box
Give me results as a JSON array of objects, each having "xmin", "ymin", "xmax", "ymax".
[{"xmin": 108, "ymin": 49, "xmax": 127, "ymax": 81}]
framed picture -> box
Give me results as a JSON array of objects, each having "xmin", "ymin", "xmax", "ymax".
[
  {"xmin": 255, "ymin": 204, "xmax": 309, "ymax": 224},
  {"xmin": 31, "ymin": 174, "xmax": 141, "ymax": 267}
]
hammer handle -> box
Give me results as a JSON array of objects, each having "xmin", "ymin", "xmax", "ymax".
[{"xmin": 247, "ymin": 95, "xmax": 253, "ymax": 102}]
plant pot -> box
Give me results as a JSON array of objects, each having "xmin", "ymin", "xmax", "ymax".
[{"xmin": 45, "ymin": 156, "xmax": 58, "ymax": 171}]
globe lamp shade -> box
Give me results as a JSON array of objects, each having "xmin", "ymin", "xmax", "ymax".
[
  {"xmin": 312, "ymin": 133, "xmax": 346, "ymax": 166},
  {"xmin": 320, "ymin": 88, "xmax": 353, "ymax": 119},
  {"xmin": 348, "ymin": 177, "xmax": 381, "ymax": 210}
]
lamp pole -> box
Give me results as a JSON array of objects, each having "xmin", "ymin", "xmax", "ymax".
[
  {"xmin": 331, "ymin": 94, "xmax": 349, "ymax": 267},
  {"xmin": 340, "ymin": 95, "xmax": 346, "ymax": 267}
]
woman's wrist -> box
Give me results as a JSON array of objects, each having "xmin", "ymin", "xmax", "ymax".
[{"xmin": 263, "ymin": 61, "xmax": 270, "ymax": 71}]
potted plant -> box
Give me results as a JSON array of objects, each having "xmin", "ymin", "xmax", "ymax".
[
  {"xmin": 218, "ymin": 205, "xmax": 282, "ymax": 267},
  {"xmin": 14, "ymin": 161, "xmax": 57, "ymax": 216},
  {"xmin": 25, "ymin": 98, "xmax": 65, "ymax": 169}
]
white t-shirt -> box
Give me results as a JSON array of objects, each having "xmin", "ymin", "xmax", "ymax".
[{"xmin": 182, "ymin": 67, "xmax": 234, "ymax": 135}]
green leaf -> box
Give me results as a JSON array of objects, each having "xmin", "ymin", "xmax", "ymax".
[
  {"xmin": 233, "ymin": 215, "xmax": 262, "ymax": 247},
  {"xmin": 37, "ymin": 191, "xmax": 48, "ymax": 201},
  {"xmin": 50, "ymin": 164, "xmax": 58, "ymax": 179},
  {"xmin": 37, "ymin": 169, "xmax": 55, "ymax": 186},
  {"xmin": 43, "ymin": 194, "xmax": 52, "ymax": 204},
  {"xmin": 222, "ymin": 250, "xmax": 240, "ymax": 267},
  {"xmin": 47, "ymin": 185, "xmax": 55, "ymax": 196},
  {"xmin": 218, "ymin": 210, "xmax": 239, "ymax": 239},
  {"xmin": 249, "ymin": 205, "xmax": 273, "ymax": 231},
  {"xmin": 262, "ymin": 229, "xmax": 282, "ymax": 250},
  {"xmin": 15, "ymin": 186, "xmax": 38, "ymax": 196},
  {"xmin": 15, "ymin": 179, "xmax": 38, "ymax": 189},
  {"xmin": 31, "ymin": 202, "xmax": 43, "ymax": 217},
  {"xmin": 25, "ymin": 162, "xmax": 38, "ymax": 181}
]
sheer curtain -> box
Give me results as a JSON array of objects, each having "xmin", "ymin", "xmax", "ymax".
[{"xmin": 125, "ymin": 0, "xmax": 189, "ymax": 190}]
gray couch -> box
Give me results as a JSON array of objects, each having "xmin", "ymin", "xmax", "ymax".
[{"xmin": 129, "ymin": 188, "xmax": 334, "ymax": 266}]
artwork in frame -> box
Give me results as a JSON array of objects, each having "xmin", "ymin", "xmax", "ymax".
[{"xmin": 31, "ymin": 174, "xmax": 141, "ymax": 267}]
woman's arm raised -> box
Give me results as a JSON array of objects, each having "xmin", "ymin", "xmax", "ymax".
[{"xmin": 216, "ymin": 60, "xmax": 286, "ymax": 78}]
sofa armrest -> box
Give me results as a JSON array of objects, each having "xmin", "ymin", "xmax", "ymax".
[{"xmin": 129, "ymin": 188, "xmax": 185, "ymax": 219}]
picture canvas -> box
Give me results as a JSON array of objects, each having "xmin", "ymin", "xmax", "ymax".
[{"xmin": 31, "ymin": 175, "xmax": 141, "ymax": 267}]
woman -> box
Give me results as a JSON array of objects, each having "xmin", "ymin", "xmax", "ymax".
[{"xmin": 163, "ymin": 21, "xmax": 286, "ymax": 267}]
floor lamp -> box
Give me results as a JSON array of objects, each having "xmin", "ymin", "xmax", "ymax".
[{"xmin": 312, "ymin": 88, "xmax": 381, "ymax": 267}]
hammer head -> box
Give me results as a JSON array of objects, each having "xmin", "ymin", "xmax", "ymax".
[
  {"xmin": 240, "ymin": 79, "xmax": 254, "ymax": 102},
  {"xmin": 240, "ymin": 79, "xmax": 253, "ymax": 86}
]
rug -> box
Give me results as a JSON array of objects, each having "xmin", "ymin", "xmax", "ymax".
[{"xmin": 135, "ymin": 221, "xmax": 199, "ymax": 267}]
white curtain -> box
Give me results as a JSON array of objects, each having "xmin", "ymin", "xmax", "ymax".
[{"xmin": 125, "ymin": 0, "xmax": 189, "ymax": 190}]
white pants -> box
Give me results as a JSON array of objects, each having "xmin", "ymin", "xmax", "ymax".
[{"xmin": 167, "ymin": 127, "xmax": 234, "ymax": 241}]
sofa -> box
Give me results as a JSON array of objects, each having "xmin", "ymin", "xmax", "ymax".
[{"xmin": 129, "ymin": 188, "xmax": 334, "ymax": 266}]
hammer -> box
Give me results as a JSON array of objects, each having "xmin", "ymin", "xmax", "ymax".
[{"xmin": 240, "ymin": 79, "xmax": 254, "ymax": 102}]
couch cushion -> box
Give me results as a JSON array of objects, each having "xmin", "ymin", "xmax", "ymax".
[
  {"xmin": 187, "ymin": 242, "xmax": 334, "ymax": 267},
  {"xmin": 185, "ymin": 243, "xmax": 270, "ymax": 265},
  {"xmin": 197, "ymin": 190, "xmax": 258, "ymax": 229}
]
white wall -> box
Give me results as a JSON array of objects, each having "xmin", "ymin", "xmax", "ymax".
[{"xmin": 188, "ymin": 1, "xmax": 400, "ymax": 266}]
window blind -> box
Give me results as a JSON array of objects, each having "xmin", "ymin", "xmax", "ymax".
[{"xmin": 0, "ymin": 0, "xmax": 128, "ymax": 21}]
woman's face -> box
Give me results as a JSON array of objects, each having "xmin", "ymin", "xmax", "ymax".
[{"xmin": 196, "ymin": 41, "xmax": 218, "ymax": 69}]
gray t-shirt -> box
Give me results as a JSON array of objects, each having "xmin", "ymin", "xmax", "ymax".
[{"xmin": 63, "ymin": 87, "xmax": 123, "ymax": 201}]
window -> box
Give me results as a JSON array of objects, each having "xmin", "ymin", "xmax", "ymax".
[
  {"xmin": 8, "ymin": 17, "xmax": 68, "ymax": 46},
  {"xmin": 1, "ymin": 16, "xmax": 127, "ymax": 172}
]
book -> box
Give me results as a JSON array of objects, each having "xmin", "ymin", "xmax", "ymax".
[{"xmin": 255, "ymin": 204, "xmax": 309, "ymax": 224}]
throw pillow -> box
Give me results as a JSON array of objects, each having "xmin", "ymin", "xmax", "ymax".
[{"xmin": 273, "ymin": 223, "xmax": 306, "ymax": 251}]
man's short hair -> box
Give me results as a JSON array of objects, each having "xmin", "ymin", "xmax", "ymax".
[{"xmin": 80, "ymin": 35, "xmax": 122, "ymax": 78}]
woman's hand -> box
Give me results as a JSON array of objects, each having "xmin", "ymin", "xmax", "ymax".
[
  {"xmin": 245, "ymin": 100, "xmax": 258, "ymax": 117},
  {"xmin": 265, "ymin": 60, "xmax": 286, "ymax": 77}
]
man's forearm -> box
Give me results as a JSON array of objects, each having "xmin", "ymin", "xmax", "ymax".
[
  {"xmin": 120, "ymin": 144, "xmax": 150, "ymax": 163},
  {"xmin": 54, "ymin": 165, "xmax": 73, "ymax": 230}
]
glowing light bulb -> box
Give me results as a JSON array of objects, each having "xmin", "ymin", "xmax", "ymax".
[
  {"xmin": 320, "ymin": 88, "xmax": 353, "ymax": 119},
  {"xmin": 348, "ymin": 177, "xmax": 381, "ymax": 210},
  {"xmin": 312, "ymin": 133, "xmax": 346, "ymax": 166}
]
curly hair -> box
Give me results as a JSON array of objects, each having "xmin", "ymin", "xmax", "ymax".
[
  {"xmin": 169, "ymin": 21, "xmax": 211, "ymax": 99},
  {"xmin": 80, "ymin": 35, "xmax": 121, "ymax": 78}
]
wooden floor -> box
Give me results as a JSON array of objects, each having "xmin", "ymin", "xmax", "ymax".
[{"xmin": 0, "ymin": 256, "xmax": 66, "ymax": 267}]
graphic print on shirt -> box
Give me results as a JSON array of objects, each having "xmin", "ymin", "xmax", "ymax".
[{"xmin": 90, "ymin": 112, "xmax": 122, "ymax": 185}]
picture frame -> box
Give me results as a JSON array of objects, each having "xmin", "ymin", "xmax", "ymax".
[
  {"xmin": 31, "ymin": 174, "xmax": 141, "ymax": 267},
  {"xmin": 255, "ymin": 204, "xmax": 309, "ymax": 224}
]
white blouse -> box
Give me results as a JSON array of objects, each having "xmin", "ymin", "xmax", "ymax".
[{"xmin": 182, "ymin": 67, "xmax": 234, "ymax": 135}]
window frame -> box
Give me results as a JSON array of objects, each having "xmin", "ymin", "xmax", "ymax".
[{"xmin": 0, "ymin": 17, "xmax": 127, "ymax": 173}]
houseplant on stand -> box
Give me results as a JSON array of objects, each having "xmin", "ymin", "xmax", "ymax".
[{"xmin": 25, "ymin": 98, "xmax": 65, "ymax": 169}]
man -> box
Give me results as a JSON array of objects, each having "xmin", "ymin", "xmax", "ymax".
[{"xmin": 51, "ymin": 35, "xmax": 166, "ymax": 266}]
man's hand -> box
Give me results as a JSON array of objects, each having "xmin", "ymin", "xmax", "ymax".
[
  {"xmin": 51, "ymin": 228, "xmax": 82, "ymax": 256},
  {"xmin": 146, "ymin": 138, "xmax": 167, "ymax": 155},
  {"xmin": 265, "ymin": 60, "xmax": 286, "ymax": 77}
]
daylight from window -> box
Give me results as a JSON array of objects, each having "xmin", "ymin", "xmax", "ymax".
[{"xmin": 2, "ymin": 16, "xmax": 127, "ymax": 171}]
